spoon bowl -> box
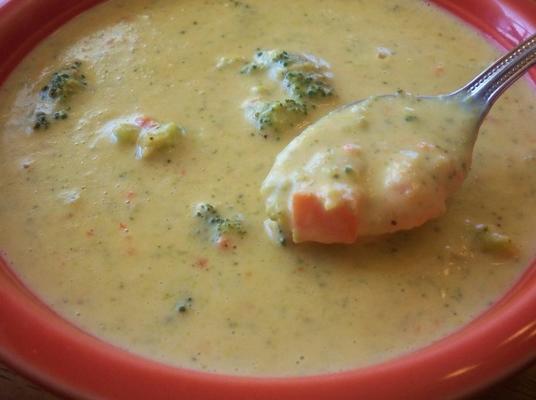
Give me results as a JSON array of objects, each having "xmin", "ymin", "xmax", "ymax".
[{"xmin": 261, "ymin": 34, "xmax": 536, "ymax": 244}]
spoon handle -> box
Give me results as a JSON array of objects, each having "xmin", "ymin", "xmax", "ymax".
[{"xmin": 456, "ymin": 34, "xmax": 536, "ymax": 113}]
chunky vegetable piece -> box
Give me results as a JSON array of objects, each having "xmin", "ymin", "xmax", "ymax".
[
  {"xmin": 33, "ymin": 61, "xmax": 87, "ymax": 130},
  {"xmin": 105, "ymin": 116, "xmax": 184, "ymax": 159},
  {"xmin": 240, "ymin": 50, "xmax": 301, "ymax": 75},
  {"xmin": 136, "ymin": 122, "xmax": 181, "ymax": 159},
  {"xmin": 240, "ymin": 49, "xmax": 334, "ymax": 136},
  {"xmin": 243, "ymin": 99, "xmax": 307, "ymax": 134},
  {"xmin": 33, "ymin": 112, "xmax": 50, "ymax": 130},
  {"xmin": 262, "ymin": 93, "xmax": 480, "ymax": 244},
  {"xmin": 283, "ymin": 70, "xmax": 333, "ymax": 100},
  {"xmin": 291, "ymin": 193, "xmax": 358, "ymax": 244},
  {"xmin": 40, "ymin": 61, "xmax": 87, "ymax": 101},
  {"xmin": 469, "ymin": 223, "xmax": 518, "ymax": 258},
  {"xmin": 195, "ymin": 203, "xmax": 246, "ymax": 244}
]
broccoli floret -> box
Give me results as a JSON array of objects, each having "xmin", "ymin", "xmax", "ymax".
[
  {"xmin": 240, "ymin": 50, "xmax": 328, "ymax": 81},
  {"xmin": 195, "ymin": 203, "xmax": 246, "ymax": 240},
  {"xmin": 53, "ymin": 110, "xmax": 69, "ymax": 120},
  {"xmin": 239, "ymin": 50, "xmax": 334, "ymax": 135},
  {"xmin": 33, "ymin": 111, "xmax": 50, "ymax": 130},
  {"xmin": 240, "ymin": 50, "xmax": 300, "ymax": 74},
  {"xmin": 105, "ymin": 117, "xmax": 184, "ymax": 160},
  {"xmin": 244, "ymin": 99, "xmax": 307, "ymax": 134},
  {"xmin": 471, "ymin": 223, "xmax": 518, "ymax": 258},
  {"xmin": 135, "ymin": 122, "xmax": 182, "ymax": 159},
  {"xmin": 32, "ymin": 61, "xmax": 87, "ymax": 131},
  {"xmin": 40, "ymin": 61, "xmax": 87, "ymax": 102},
  {"xmin": 283, "ymin": 70, "xmax": 333, "ymax": 99}
]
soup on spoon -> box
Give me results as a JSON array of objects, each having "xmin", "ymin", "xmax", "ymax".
[{"xmin": 262, "ymin": 35, "xmax": 536, "ymax": 244}]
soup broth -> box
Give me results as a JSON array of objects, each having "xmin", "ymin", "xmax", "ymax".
[{"xmin": 0, "ymin": 0, "xmax": 535, "ymax": 376}]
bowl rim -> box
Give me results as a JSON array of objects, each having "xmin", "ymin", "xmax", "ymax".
[{"xmin": 0, "ymin": 0, "xmax": 535, "ymax": 399}]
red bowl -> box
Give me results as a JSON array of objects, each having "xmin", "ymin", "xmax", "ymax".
[{"xmin": 0, "ymin": 1, "xmax": 535, "ymax": 399}]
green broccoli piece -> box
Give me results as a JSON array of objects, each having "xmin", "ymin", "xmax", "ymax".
[
  {"xmin": 240, "ymin": 50, "xmax": 301, "ymax": 74},
  {"xmin": 195, "ymin": 203, "xmax": 246, "ymax": 240},
  {"xmin": 471, "ymin": 223, "xmax": 518, "ymax": 258},
  {"xmin": 40, "ymin": 61, "xmax": 87, "ymax": 102},
  {"xmin": 239, "ymin": 50, "xmax": 334, "ymax": 135},
  {"xmin": 135, "ymin": 122, "xmax": 182, "ymax": 159},
  {"xmin": 244, "ymin": 99, "xmax": 307, "ymax": 134},
  {"xmin": 283, "ymin": 70, "xmax": 333, "ymax": 99},
  {"xmin": 33, "ymin": 61, "xmax": 87, "ymax": 131},
  {"xmin": 33, "ymin": 111, "xmax": 50, "ymax": 130},
  {"xmin": 53, "ymin": 110, "xmax": 69, "ymax": 120},
  {"xmin": 106, "ymin": 117, "xmax": 184, "ymax": 159}
]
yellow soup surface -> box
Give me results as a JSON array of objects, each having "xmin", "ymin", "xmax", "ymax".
[{"xmin": 0, "ymin": 0, "xmax": 535, "ymax": 376}]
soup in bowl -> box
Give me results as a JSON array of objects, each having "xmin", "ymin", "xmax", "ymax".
[{"xmin": 0, "ymin": 0, "xmax": 535, "ymax": 398}]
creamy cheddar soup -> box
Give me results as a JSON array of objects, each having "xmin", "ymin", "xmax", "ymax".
[{"xmin": 0, "ymin": 0, "xmax": 535, "ymax": 376}]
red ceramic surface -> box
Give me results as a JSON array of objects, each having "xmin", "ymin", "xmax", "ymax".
[{"xmin": 0, "ymin": 1, "xmax": 535, "ymax": 399}]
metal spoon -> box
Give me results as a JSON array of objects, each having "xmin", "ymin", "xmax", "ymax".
[{"xmin": 440, "ymin": 33, "xmax": 536, "ymax": 123}]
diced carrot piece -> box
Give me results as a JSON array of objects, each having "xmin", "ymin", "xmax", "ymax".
[{"xmin": 291, "ymin": 193, "xmax": 359, "ymax": 244}]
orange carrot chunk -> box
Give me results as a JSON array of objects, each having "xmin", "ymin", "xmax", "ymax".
[{"xmin": 291, "ymin": 193, "xmax": 359, "ymax": 244}]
